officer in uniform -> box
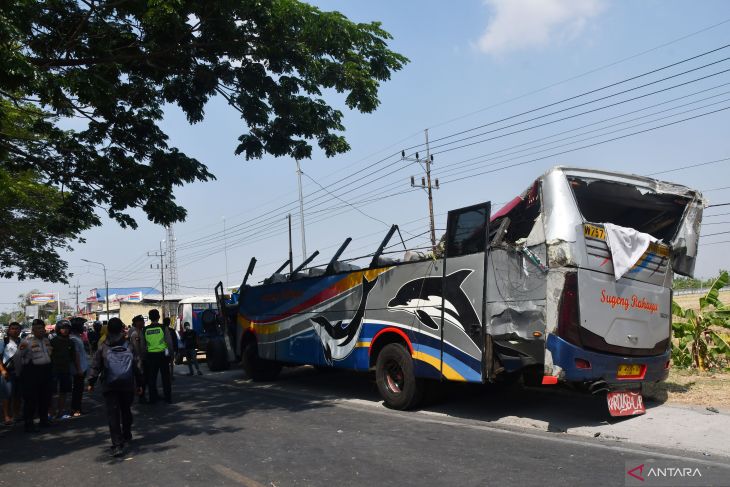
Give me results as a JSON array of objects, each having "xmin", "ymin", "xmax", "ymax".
[{"xmin": 142, "ymin": 309, "xmax": 174, "ymax": 404}]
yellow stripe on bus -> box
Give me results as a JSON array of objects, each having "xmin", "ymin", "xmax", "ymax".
[{"xmin": 412, "ymin": 351, "xmax": 466, "ymax": 382}]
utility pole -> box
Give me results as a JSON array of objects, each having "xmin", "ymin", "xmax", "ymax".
[
  {"xmin": 223, "ymin": 216, "xmax": 229, "ymax": 288},
  {"xmin": 403, "ymin": 128, "xmax": 439, "ymax": 250},
  {"xmin": 287, "ymin": 214, "xmax": 294, "ymax": 274},
  {"xmin": 69, "ymin": 281, "xmax": 80, "ymax": 313},
  {"xmin": 295, "ymin": 159, "xmax": 307, "ymax": 258},
  {"xmin": 149, "ymin": 243, "xmax": 167, "ymax": 317},
  {"xmin": 81, "ymin": 259, "xmax": 108, "ymax": 320}
]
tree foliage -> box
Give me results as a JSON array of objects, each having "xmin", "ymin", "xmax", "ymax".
[
  {"xmin": 673, "ymin": 269, "xmax": 729, "ymax": 291},
  {"xmin": 0, "ymin": 0, "xmax": 408, "ymax": 282},
  {"xmin": 671, "ymin": 271, "xmax": 730, "ymax": 370}
]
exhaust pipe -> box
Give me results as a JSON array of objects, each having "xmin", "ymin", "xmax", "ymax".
[{"xmin": 588, "ymin": 380, "xmax": 609, "ymax": 395}]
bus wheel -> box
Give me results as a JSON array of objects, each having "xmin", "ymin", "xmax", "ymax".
[
  {"xmin": 375, "ymin": 343, "xmax": 422, "ymax": 410},
  {"xmin": 242, "ymin": 340, "xmax": 281, "ymax": 381},
  {"xmin": 206, "ymin": 337, "xmax": 230, "ymax": 372}
]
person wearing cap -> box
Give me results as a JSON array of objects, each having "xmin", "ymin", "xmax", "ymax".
[
  {"xmin": 50, "ymin": 320, "xmax": 75, "ymax": 419},
  {"xmin": 15, "ymin": 319, "xmax": 53, "ymax": 432},
  {"xmin": 127, "ymin": 315, "xmax": 147, "ymax": 402}
]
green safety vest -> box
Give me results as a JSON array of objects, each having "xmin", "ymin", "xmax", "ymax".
[{"xmin": 144, "ymin": 325, "xmax": 167, "ymax": 353}]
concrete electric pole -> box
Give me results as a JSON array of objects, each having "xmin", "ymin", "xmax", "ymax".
[{"xmin": 403, "ymin": 128, "xmax": 439, "ymax": 251}]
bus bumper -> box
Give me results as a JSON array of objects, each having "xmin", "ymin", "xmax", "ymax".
[{"xmin": 546, "ymin": 334, "xmax": 670, "ymax": 384}]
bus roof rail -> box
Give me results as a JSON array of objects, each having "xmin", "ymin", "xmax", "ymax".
[
  {"xmin": 289, "ymin": 251, "xmax": 320, "ymax": 279},
  {"xmin": 370, "ymin": 225, "xmax": 398, "ymax": 268},
  {"xmin": 271, "ymin": 259, "xmax": 291, "ymax": 277},
  {"xmin": 240, "ymin": 257, "xmax": 256, "ymax": 289},
  {"xmin": 325, "ymin": 238, "xmax": 352, "ymax": 274}
]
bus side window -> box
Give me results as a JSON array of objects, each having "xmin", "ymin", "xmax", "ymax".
[{"xmin": 446, "ymin": 203, "xmax": 491, "ymax": 258}]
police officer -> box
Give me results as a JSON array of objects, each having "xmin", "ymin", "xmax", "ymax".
[
  {"xmin": 15, "ymin": 319, "xmax": 53, "ymax": 432},
  {"xmin": 142, "ymin": 309, "xmax": 173, "ymax": 404}
]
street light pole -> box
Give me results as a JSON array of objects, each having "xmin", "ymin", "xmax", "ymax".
[{"xmin": 82, "ymin": 258, "xmax": 108, "ymax": 320}]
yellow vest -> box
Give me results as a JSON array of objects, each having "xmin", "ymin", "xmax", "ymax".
[{"xmin": 144, "ymin": 325, "xmax": 167, "ymax": 353}]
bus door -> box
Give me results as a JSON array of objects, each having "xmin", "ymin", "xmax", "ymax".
[{"xmin": 443, "ymin": 201, "xmax": 491, "ymax": 382}]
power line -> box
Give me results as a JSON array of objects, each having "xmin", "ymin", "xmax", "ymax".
[
  {"xmin": 301, "ymin": 171, "xmax": 392, "ymax": 229},
  {"xmin": 405, "ymin": 44, "xmax": 730, "ymax": 152},
  {"xmin": 701, "ymin": 230, "xmax": 730, "ymax": 237},
  {"xmin": 427, "ymin": 17, "xmax": 730, "ymax": 131},
  {"xmin": 440, "ymin": 106, "xmax": 730, "ymax": 185},
  {"xmin": 433, "ymin": 92, "xmax": 730, "ymax": 181},
  {"xmin": 430, "ymin": 64, "xmax": 730, "ymax": 157}
]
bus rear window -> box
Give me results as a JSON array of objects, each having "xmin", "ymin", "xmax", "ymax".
[{"xmin": 567, "ymin": 176, "xmax": 690, "ymax": 242}]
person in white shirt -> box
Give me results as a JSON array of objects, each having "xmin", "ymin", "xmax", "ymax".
[
  {"xmin": 15, "ymin": 319, "xmax": 53, "ymax": 432},
  {"xmin": 0, "ymin": 322, "xmax": 22, "ymax": 425}
]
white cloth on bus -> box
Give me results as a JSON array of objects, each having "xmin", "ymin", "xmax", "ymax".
[{"xmin": 603, "ymin": 223, "xmax": 658, "ymax": 281}]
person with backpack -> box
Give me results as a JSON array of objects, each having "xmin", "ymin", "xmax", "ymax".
[
  {"xmin": 142, "ymin": 309, "xmax": 174, "ymax": 404},
  {"xmin": 87, "ymin": 317, "xmax": 143, "ymax": 457}
]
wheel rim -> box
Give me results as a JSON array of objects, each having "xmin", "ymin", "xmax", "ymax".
[{"xmin": 384, "ymin": 359, "xmax": 405, "ymax": 394}]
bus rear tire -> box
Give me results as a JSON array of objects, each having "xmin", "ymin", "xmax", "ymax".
[
  {"xmin": 242, "ymin": 340, "xmax": 281, "ymax": 381},
  {"xmin": 375, "ymin": 343, "xmax": 422, "ymax": 410}
]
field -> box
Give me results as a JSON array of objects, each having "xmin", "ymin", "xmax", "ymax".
[
  {"xmin": 672, "ymin": 289, "xmax": 730, "ymax": 311},
  {"xmin": 643, "ymin": 368, "xmax": 730, "ymax": 409}
]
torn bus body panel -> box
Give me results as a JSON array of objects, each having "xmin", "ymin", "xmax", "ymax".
[
  {"xmin": 559, "ymin": 166, "xmax": 705, "ymax": 277},
  {"xmin": 486, "ymin": 247, "xmax": 547, "ymax": 373},
  {"xmin": 671, "ymin": 197, "xmax": 704, "ymax": 277},
  {"xmin": 492, "ymin": 166, "xmax": 703, "ymax": 387}
]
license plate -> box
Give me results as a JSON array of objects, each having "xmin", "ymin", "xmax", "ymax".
[
  {"xmin": 617, "ymin": 364, "xmax": 644, "ymax": 378},
  {"xmin": 607, "ymin": 390, "xmax": 645, "ymax": 417}
]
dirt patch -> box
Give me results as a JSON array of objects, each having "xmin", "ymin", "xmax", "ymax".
[
  {"xmin": 672, "ymin": 290, "xmax": 730, "ymax": 311},
  {"xmin": 643, "ymin": 368, "xmax": 730, "ymax": 408}
]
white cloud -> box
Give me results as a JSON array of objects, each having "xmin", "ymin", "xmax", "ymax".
[{"xmin": 476, "ymin": 0, "xmax": 605, "ymax": 55}]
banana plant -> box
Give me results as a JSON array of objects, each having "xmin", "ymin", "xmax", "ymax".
[{"xmin": 671, "ymin": 271, "xmax": 730, "ymax": 371}]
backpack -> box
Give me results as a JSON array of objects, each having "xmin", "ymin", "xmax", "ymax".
[{"xmin": 104, "ymin": 341, "xmax": 134, "ymax": 388}]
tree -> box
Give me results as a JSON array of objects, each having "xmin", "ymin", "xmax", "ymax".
[
  {"xmin": 0, "ymin": 0, "xmax": 408, "ymax": 282},
  {"xmin": 671, "ymin": 271, "xmax": 730, "ymax": 370}
]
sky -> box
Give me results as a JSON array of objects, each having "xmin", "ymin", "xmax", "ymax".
[{"xmin": 3, "ymin": 0, "xmax": 730, "ymax": 313}]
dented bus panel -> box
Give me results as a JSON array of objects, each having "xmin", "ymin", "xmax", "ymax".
[{"xmin": 234, "ymin": 166, "xmax": 704, "ymax": 411}]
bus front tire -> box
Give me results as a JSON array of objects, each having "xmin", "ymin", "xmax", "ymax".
[
  {"xmin": 242, "ymin": 340, "xmax": 281, "ymax": 381},
  {"xmin": 375, "ymin": 343, "xmax": 422, "ymax": 410}
]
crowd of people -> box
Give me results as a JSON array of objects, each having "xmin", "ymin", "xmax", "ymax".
[{"xmin": 0, "ymin": 310, "xmax": 202, "ymax": 457}]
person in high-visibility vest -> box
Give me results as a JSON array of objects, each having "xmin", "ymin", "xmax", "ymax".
[{"xmin": 141, "ymin": 309, "xmax": 174, "ymax": 404}]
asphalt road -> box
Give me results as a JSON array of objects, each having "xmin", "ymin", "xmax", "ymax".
[{"xmin": 1, "ymin": 365, "xmax": 729, "ymax": 487}]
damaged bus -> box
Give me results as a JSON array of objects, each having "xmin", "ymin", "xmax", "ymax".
[{"xmin": 226, "ymin": 166, "xmax": 704, "ymax": 415}]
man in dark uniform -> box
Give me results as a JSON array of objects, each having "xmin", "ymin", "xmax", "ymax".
[{"xmin": 142, "ymin": 309, "xmax": 173, "ymax": 404}]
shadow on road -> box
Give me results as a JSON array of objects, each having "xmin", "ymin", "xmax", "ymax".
[
  {"xmin": 0, "ymin": 365, "xmax": 335, "ymax": 465},
  {"xmin": 0, "ymin": 363, "xmax": 665, "ymax": 465},
  {"xmin": 247, "ymin": 365, "xmax": 664, "ymax": 433}
]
